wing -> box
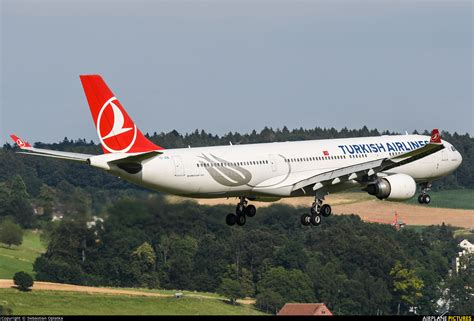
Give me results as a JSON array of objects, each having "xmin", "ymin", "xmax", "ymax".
[
  {"xmin": 254, "ymin": 129, "xmax": 444, "ymax": 195},
  {"xmin": 10, "ymin": 134, "xmax": 93, "ymax": 162}
]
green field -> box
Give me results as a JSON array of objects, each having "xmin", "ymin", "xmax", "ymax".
[
  {"xmin": 407, "ymin": 189, "xmax": 474, "ymax": 210},
  {"xmin": 0, "ymin": 289, "xmax": 265, "ymax": 315},
  {"xmin": 0, "ymin": 230, "xmax": 45, "ymax": 279},
  {"xmin": 121, "ymin": 287, "xmax": 223, "ymax": 299}
]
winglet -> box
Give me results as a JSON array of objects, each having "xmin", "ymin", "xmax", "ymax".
[
  {"xmin": 10, "ymin": 134, "xmax": 32, "ymax": 149},
  {"xmin": 429, "ymin": 129, "xmax": 442, "ymax": 144}
]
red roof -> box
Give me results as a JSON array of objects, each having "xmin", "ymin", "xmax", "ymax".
[{"xmin": 277, "ymin": 303, "xmax": 332, "ymax": 316}]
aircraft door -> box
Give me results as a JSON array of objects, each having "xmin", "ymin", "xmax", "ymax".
[
  {"xmin": 172, "ymin": 156, "xmax": 185, "ymax": 176},
  {"xmin": 441, "ymin": 150, "xmax": 448, "ymax": 161},
  {"xmin": 268, "ymin": 154, "xmax": 278, "ymax": 172}
]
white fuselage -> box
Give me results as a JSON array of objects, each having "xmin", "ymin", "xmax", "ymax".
[{"xmin": 91, "ymin": 134, "xmax": 462, "ymax": 199}]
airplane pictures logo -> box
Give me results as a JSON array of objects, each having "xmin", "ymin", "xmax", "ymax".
[{"xmin": 97, "ymin": 97, "xmax": 137, "ymax": 153}]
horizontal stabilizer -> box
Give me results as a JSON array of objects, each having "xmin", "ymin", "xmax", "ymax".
[{"xmin": 10, "ymin": 134, "xmax": 93, "ymax": 163}]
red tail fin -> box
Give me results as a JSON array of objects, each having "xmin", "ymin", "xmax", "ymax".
[
  {"xmin": 79, "ymin": 75, "xmax": 163, "ymax": 153},
  {"xmin": 10, "ymin": 134, "xmax": 31, "ymax": 149}
]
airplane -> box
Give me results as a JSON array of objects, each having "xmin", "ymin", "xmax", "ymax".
[{"xmin": 10, "ymin": 75, "xmax": 463, "ymax": 227}]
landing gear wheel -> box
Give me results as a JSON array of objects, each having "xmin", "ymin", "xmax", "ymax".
[
  {"xmin": 301, "ymin": 213, "xmax": 311, "ymax": 226},
  {"xmin": 418, "ymin": 195, "xmax": 424, "ymax": 204},
  {"xmin": 226, "ymin": 213, "xmax": 237, "ymax": 226},
  {"xmin": 245, "ymin": 205, "xmax": 256, "ymax": 217},
  {"xmin": 310, "ymin": 215, "xmax": 322, "ymax": 226},
  {"xmin": 422, "ymin": 194, "xmax": 431, "ymax": 204},
  {"xmin": 320, "ymin": 204, "xmax": 332, "ymax": 217},
  {"xmin": 236, "ymin": 214, "xmax": 246, "ymax": 226}
]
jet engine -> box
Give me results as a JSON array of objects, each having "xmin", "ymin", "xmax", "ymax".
[{"xmin": 365, "ymin": 173, "xmax": 417, "ymax": 201}]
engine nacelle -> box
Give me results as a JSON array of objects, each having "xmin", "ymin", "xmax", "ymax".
[
  {"xmin": 365, "ymin": 173, "xmax": 417, "ymax": 201},
  {"xmin": 87, "ymin": 155, "xmax": 112, "ymax": 171}
]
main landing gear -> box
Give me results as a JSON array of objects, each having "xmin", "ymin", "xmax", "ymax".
[
  {"xmin": 300, "ymin": 197, "xmax": 332, "ymax": 227},
  {"xmin": 226, "ymin": 197, "xmax": 257, "ymax": 226},
  {"xmin": 418, "ymin": 182, "xmax": 432, "ymax": 204}
]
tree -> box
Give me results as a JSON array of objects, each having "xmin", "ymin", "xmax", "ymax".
[
  {"xmin": 390, "ymin": 261, "xmax": 424, "ymax": 314},
  {"xmin": 274, "ymin": 240, "xmax": 308, "ymax": 270},
  {"xmin": 221, "ymin": 264, "xmax": 255, "ymax": 297},
  {"xmin": 442, "ymin": 255, "xmax": 474, "ymax": 314},
  {"xmin": 0, "ymin": 176, "xmax": 35, "ymax": 228},
  {"xmin": 13, "ymin": 271, "xmax": 34, "ymax": 291},
  {"xmin": 131, "ymin": 242, "xmax": 157, "ymax": 269},
  {"xmin": 38, "ymin": 185, "xmax": 56, "ymax": 220},
  {"xmin": 33, "ymin": 219, "xmax": 98, "ymax": 284},
  {"xmin": 239, "ymin": 267, "xmax": 255, "ymax": 298},
  {"xmin": 217, "ymin": 278, "xmax": 243, "ymax": 305},
  {"xmin": 167, "ymin": 235, "xmax": 198, "ymax": 289},
  {"xmin": 0, "ymin": 219, "xmax": 23, "ymax": 247},
  {"xmin": 256, "ymin": 267, "xmax": 315, "ymax": 313},
  {"xmin": 10, "ymin": 175, "xmax": 29, "ymax": 199},
  {"xmin": 130, "ymin": 242, "xmax": 159, "ymax": 288},
  {"xmin": 8, "ymin": 197, "xmax": 35, "ymax": 228},
  {"xmin": 255, "ymin": 289, "xmax": 285, "ymax": 314}
]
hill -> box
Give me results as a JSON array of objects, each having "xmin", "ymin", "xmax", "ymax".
[
  {"xmin": 0, "ymin": 230, "xmax": 45, "ymax": 279},
  {"xmin": 0, "ymin": 196, "xmax": 471, "ymax": 315},
  {"xmin": 0, "ymin": 287, "xmax": 263, "ymax": 315}
]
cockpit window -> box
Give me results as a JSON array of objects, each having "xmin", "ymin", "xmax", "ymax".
[{"xmin": 451, "ymin": 146, "xmax": 457, "ymax": 152}]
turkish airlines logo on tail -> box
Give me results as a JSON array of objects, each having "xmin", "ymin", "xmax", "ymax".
[
  {"xmin": 97, "ymin": 97, "xmax": 137, "ymax": 153},
  {"xmin": 430, "ymin": 129, "xmax": 441, "ymax": 144},
  {"xmin": 16, "ymin": 139, "xmax": 26, "ymax": 147}
]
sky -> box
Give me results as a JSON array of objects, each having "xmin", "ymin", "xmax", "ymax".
[{"xmin": 1, "ymin": 0, "xmax": 472, "ymax": 145}]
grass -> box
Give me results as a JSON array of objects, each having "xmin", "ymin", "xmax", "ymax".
[
  {"xmin": 0, "ymin": 230, "xmax": 45, "ymax": 279},
  {"xmin": 121, "ymin": 287, "xmax": 223, "ymax": 299},
  {"xmin": 406, "ymin": 189, "xmax": 474, "ymax": 210},
  {"xmin": 0, "ymin": 289, "xmax": 265, "ymax": 315},
  {"xmin": 453, "ymin": 228, "xmax": 474, "ymax": 242}
]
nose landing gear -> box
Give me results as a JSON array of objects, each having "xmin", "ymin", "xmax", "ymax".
[{"xmin": 418, "ymin": 182, "xmax": 432, "ymax": 204}]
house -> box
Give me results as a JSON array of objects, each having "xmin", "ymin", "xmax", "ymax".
[
  {"xmin": 277, "ymin": 303, "xmax": 332, "ymax": 316},
  {"xmin": 453, "ymin": 239, "xmax": 474, "ymax": 273},
  {"xmin": 459, "ymin": 239, "xmax": 474, "ymax": 253}
]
